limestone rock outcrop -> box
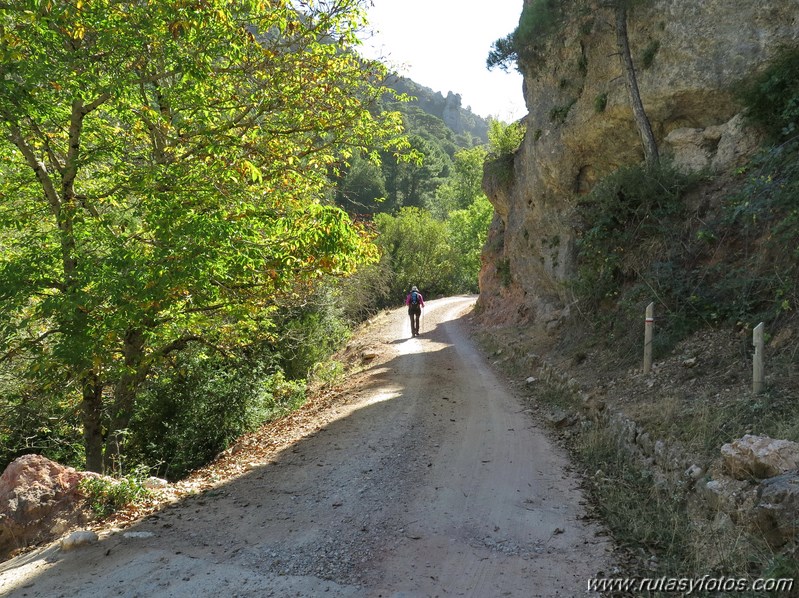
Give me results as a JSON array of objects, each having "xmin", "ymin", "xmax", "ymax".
[
  {"xmin": 479, "ymin": 0, "xmax": 799, "ymax": 327},
  {"xmin": 751, "ymin": 472, "xmax": 799, "ymax": 547},
  {"xmin": 699, "ymin": 436, "xmax": 799, "ymax": 547},
  {"xmin": 721, "ymin": 434, "xmax": 799, "ymax": 480}
]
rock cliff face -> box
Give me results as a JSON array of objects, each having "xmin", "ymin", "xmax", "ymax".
[
  {"xmin": 385, "ymin": 75, "xmax": 490, "ymax": 142},
  {"xmin": 479, "ymin": 0, "xmax": 799, "ymax": 329}
]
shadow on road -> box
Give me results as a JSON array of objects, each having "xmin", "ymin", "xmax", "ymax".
[
  {"xmin": 1, "ymin": 297, "xmax": 611, "ymax": 597},
  {"xmin": 0, "ymin": 304, "xmax": 479, "ymax": 596}
]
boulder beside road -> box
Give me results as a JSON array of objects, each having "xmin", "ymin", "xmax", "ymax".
[
  {"xmin": 0, "ymin": 454, "xmax": 97, "ymax": 560},
  {"xmin": 721, "ymin": 434, "xmax": 799, "ymax": 480}
]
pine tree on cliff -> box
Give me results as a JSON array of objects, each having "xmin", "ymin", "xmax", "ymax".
[{"xmin": 607, "ymin": 0, "xmax": 659, "ymax": 165}]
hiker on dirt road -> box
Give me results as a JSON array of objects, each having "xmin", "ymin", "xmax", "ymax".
[{"xmin": 405, "ymin": 286, "xmax": 425, "ymax": 337}]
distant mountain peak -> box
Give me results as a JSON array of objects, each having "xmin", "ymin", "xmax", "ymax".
[{"xmin": 384, "ymin": 74, "xmax": 489, "ymax": 143}]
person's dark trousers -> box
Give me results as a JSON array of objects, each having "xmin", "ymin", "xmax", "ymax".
[{"xmin": 408, "ymin": 305, "xmax": 421, "ymax": 336}]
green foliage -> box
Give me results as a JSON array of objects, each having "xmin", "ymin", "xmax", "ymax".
[
  {"xmin": 549, "ymin": 99, "xmax": 577, "ymax": 124},
  {"xmin": 398, "ymin": 106, "xmax": 464, "ymax": 157},
  {"xmin": 0, "ymin": 0, "xmax": 398, "ymax": 470},
  {"xmin": 487, "ymin": 119, "xmax": 525, "ymax": 159},
  {"xmin": 337, "ymin": 258, "xmax": 395, "ymax": 322},
  {"xmin": 486, "ymin": 119, "xmax": 525, "ymax": 186},
  {"xmin": 79, "ymin": 467, "xmax": 151, "ymax": 518},
  {"xmin": 488, "ymin": 0, "xmax": 562, "ymax": 72},
  {"xmin": 341, "ymin": 110, "xmax": 462, "ymax": 216},
  {"xmin": 309, "ymin": 359, "xmax": 346, "ymax": 389},
  {"xmin": 120, "ymin": 287, "xmax": 347, "ymax": 481},
  {"xmin": 715, "ymin": 140, "xmax": 799, "ymax": 324},
  {"xmin": 128, "ymin": 346, "xmax": 305, "ymax": 481},
  {"xmin": 0, "ymin": 0, "xmax": 498, "ymax": 478},
  {"xmin": 388, "ymin": 134, "xmax": 451, "ymax": 209},
  {"xmin": 485, "ymin": 158, "xmax": 516, "ymax": 188},
  {"xmin": 594, "ymin": 92, "xmax": 608, "ymax": 113},
  {"xmin": 371, "ymin": 143, "xmax": 494, "ymax": 301},
  {"xmin": 335, "ymin": 152, "xmax": 388, "ymax": 215},
  {"xmin": 516, "ymin": 0, "xmax": 562, "ymax": 61},
  {"xmin": 573, "ymin": 161, "xmax": 701, "ymax": 312},
  {"xmin": 573, "ymin": 131, "xmax": 799, "ymax": 358},
  {"xmin": 428, "ymin": 146, "xmax": 488, "ymax": 218},
  {"xmin": 340, "ymin": 85, "xmax": 489, "ymax": 218},
  {"xmin": 446, "ymin": 196, "xmax": 494, "ymax": 293},
  {"xmin": 762, "ymin": 554, "xmax": 799, "ymax": 586},
  {"xmin": 486, "ymin": 33, "xmax": 517, "ymax": 73},
  {"xmin": 640, "ymin": 40, "xmax": 661, "ymax": 69},
  {"xmin": 339, "ymin": 143, "xmax": 494, "ymax": 313},
  {"xmin": 275, "ymin": 286, "xmax": 352, "ymax": 380},
  {"xmin": 739, "ymin": 45, "xmax": 799, "ymax": 140},
  {"xmin": 0, "ymin": 373, "xmax": 84, "ymax": 472},
  {"xmin": 374, "ymin": 208, "xmax": 455, "ymax": 299}
]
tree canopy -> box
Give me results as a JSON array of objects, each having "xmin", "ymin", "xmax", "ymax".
[{"xmin": 0, "ymin": 0, "xmax": 408, "ymax": 471}]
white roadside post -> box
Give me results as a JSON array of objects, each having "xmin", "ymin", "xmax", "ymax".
[
  {"xmin": 753, "ymin": 322, "xmax": 765, "ymax": 394},
  {"xmin": 643, "ymin": 302, "xmax": 654, "ymax": 374}
]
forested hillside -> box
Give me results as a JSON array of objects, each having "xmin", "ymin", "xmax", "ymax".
[
  {"xmin": 0, "ymin": 0, "xmax": 509, "ymax": 486},
  {"xmin": 384, "ymin": 76, "xmax": 490, "ymax": 142},
  {"xmin": 332, "ymin": 80, "xmax": 517, "ymax": 311}
]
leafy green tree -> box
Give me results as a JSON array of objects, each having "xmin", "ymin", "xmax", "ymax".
[
  {"xmin": 488, "ymin": 119, "xmax": 526, "ymax": 158},
  {"xmin": 398, "ymin": 106, "xmax": 461, "ymax": 158},
  {"xmin": 382, "ymin": 134, "xmax": 449, "ymax": 209},
  {"xmin": 484, "ymin": 119, "xmax": 526, "ymax": 184},
  {"xmin": 372, "ymin": 198, "xmax": 492, "ymax": 300},
  {"xmin": 431, "ymin": 147, "xmax": 494, "ymax": 292},
  {"xmin": 335, "ymin": 151, "xmax": 389, "ymax": 214},
  {"xmin": 334, "ymin": 91, "xmax": 486, "ymax": 219},
  {"xmin": 336, "ymin": 257, "xmax": 395, "ymax": 320},
  {"xmin": 0, "ymin": 0, "xmax": 406, "ymax": 471},
  {"xmin": 128, "ymin": 345, "xmax": 305, "ymax": 480},
  {"xmin": 487, "ymin": 33, "xmax": 518, "ymax": 73},
  {"xmin": 374, "ymin": 208, "xmax": 455, "ymax": 299},
  {"xmin": 429, "ymin": 146, "xmax": 488, "ymax": 218},
  {"xmin": 446, "ymin": 195, "xmax": 494, "ymax": 293}
]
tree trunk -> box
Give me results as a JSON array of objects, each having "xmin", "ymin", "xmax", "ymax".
[
  {"xmin": 615, "ymin": 4, "xmax": 659, "ymax": 166},
  {"xmin": 104, "ymin": 328, "xmax": 147, "ymax": 472},
  {"xmin": 81, "ymin": 373, "xmax": 105, "ymax": 473}
]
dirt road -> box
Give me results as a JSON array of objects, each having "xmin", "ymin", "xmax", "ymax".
[{"xmin": 0, "ymin": 296, "xmax": 612, "ymax": 597}]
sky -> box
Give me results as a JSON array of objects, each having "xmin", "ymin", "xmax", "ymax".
[{"xmin": 359, "ymin": 1, "xmax": 527, "ymax": 122}]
